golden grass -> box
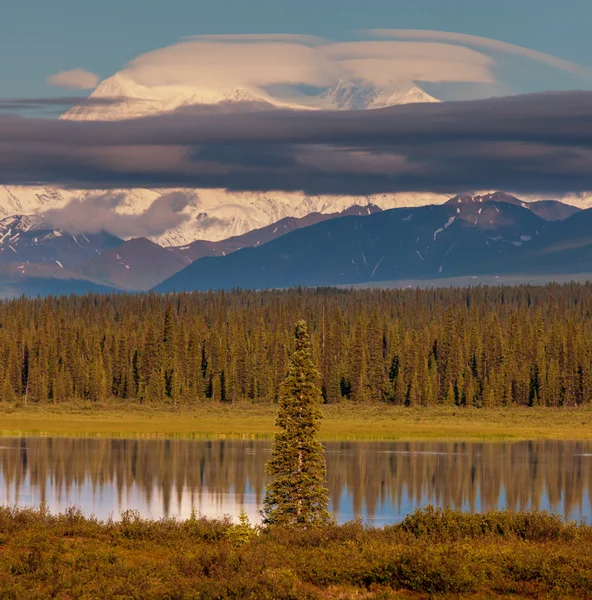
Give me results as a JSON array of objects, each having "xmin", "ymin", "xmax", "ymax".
[{"xmin": 0, "ymin": 402, "xmax": 591, "ymax": 441}]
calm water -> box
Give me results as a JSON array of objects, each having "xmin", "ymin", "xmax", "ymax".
[{"xmin": 0, "ymin": 437, "xmax": 591, "ymax": 524}]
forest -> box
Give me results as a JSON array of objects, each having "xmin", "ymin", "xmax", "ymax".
[{"xmin": 1, "ymin": 283, "xmax": 592, "ymax": 408}]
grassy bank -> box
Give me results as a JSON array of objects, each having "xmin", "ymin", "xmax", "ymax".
[
  {"xmin": 1, "ymin": 402, "xmax": 592, "ymax": 441},
  {"xmin": 0, "ymin": 506, "xmax": 590, "ymax": 599}
]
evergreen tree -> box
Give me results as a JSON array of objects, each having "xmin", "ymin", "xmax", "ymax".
[
  {"xmin": 0, "ymin": 284, "xmax": 591, "ymax": 409},
  {"xmin": 262, "ymin": 320, "xmax": 331, "ymax": 526},
  {"xmin": 349, "ymin": 315, "xmax": 369, "ymax": 402}
]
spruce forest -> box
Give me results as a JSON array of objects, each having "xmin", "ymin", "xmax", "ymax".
[{"xmin": 2, "ymin": 283, "xmax": 592, "ymax": 408}]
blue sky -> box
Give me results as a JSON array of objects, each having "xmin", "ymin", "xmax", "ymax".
[{"xmin": 2, "ymin": 0, "xmax": 592, "ymax": 98}]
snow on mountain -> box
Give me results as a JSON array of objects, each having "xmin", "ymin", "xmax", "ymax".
[
  {"xmin": 65, "ymin": 74, "xmax": 439, "ymax": 121},
  {"xmin": 0, "ymin": 183, "xmax": 451, "ymax": 246},
  {"xmin": 0, "ymin": 214, "xmax": 38, "ymax": 239},
  {"xmin": 320, "ymin": 80, "xmax": 439, "ymax": 110},
  {"xmin": 148, "ymin": 190, "xmax": 452, "ymax": 246},
  {"xmin": 0, "ymin": 214, "xmax": 122, "ymax": 269},
  {"xmin": 62, "ymin": 72, "xmax": 308, "ymax": 121},
  {"xmin": 0, "ymin": 186, "xmax": 73, "ymax": 217}
]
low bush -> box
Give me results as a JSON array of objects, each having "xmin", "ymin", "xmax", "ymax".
[
  {"xmin": 0, "ymin": 506, "xmax": 590, "ymax": 599},
  {"xmin": 399, "ymin": 505, "xmax": 581, "ymax": 541}
]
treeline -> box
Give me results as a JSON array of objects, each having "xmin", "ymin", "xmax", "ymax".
[{"xmin": 2, "ymin": 284, "xmax": 592, "ymax": 407}]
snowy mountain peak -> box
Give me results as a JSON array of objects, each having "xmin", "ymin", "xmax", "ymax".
[
  {"xmin": 320, "ymin": 79, "xmax": 439, "ymax": 110},
  {"xmin": 62, "ymin": 73, "xmax": 308, "ymax": 121},
  {"xmin": 371, "ymin": 83, "xmax": 440, "ymax": 108},
  {"xmin": 64, "ymin": 73, "xmax": 440, "ymax": 121},
  {"xmin": 91, "ymin": 72, "xmax": 135, "ymax": 98}
]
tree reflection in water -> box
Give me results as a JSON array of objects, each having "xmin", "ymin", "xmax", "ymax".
[{"xmin": 0, "ymin": 438, "xmax": 590, "ymax": 523}]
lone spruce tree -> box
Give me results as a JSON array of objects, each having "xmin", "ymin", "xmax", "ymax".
[{"xmin": 262, "ymin": 320, "xmax": 331, "ymax": 526}]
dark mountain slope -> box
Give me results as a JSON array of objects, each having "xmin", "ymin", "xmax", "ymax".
[
  {"xmin": 0, "ymin": 216, "xmax": 123, "ymax": 269},
  {"xmin": 497, "ymin": 207, "xmax": 592, "ymax": 275},
  {"xmin": 0, "ymin": 216, "xmax": 126, "ymax": 297},
  {"xmin": 73, "ymin": 205, "xmax": 384, "ymax": 291},
  {"xmin": 0, "ymin": 205, "xmax": 384, "ymax": 294},
  {"xmin": 446, "ymin": 192, "xmax": 580, "ymax": 222},
  {"xmin": 527, "ymin": 200, "xmax": 581, "ymax": 222},
  {"xmin": 155, "ymin": 201, "xmax": 548, "ymax": 292},
  {"xmin": 168, "ymin": 204, "xmax": 383, "ymax": 263},
  {"xmin": 79, "ymin": 237, "xmax": 188, "ymax": 291},
  {"xmin": 0, "ymin": 264, "xmax": 118, "ymax": 298}
]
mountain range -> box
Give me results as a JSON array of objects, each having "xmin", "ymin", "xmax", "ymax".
[
  {"xmin": 3, "ymin": 71, "xmax": 592, "ymax": 295},
  {"xmin": 1, "ymin": 191, "xmax": 591, "ymax": 296},
  {"xmin": 76, "ymin": 204, "xmax": 384, "ymax": 291},
  {"xmin": 319, "ymin": 79, "xmax": 439, "ymax": 110},
  {"xmin": 0, "ymin": 204, "xmax": 384, "ymax": 295},
  {"xmin": 0, "ymin": 216, "xmax": 122, "ymax": 269},
  {"xmin": 154, "ymin": 193, "xmax": 592, "ymax": 292}
]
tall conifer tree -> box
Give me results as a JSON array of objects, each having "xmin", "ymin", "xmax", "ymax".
[{"xmin": 262, "ymin": 320, "xmax": 331, "ymax": 526}]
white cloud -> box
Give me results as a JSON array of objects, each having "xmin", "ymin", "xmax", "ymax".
[
  {"xmin": 46, "ymin": 68, "xmax": 101, "ymax": 90},
  {"xmin": 367, "ymin": 30, "xmax": 592, "ymax": 81},
  {"xmin": 325, "ymin": 41, "xmax": 495, "ymax": 85},
  {"xmin": 121, "ymin": 41, "xmax": 338, "ymax": 88},
  {"xmin": 81, "ymin": 30, "xmax": 591, "ymax": 104},
  {"xmin": 43, "ymin": 191, "xmax": 196, "ymax": 237},
  {"xmin": 118, "ymin": 36, "xmax": 496, "ymax": 92}
]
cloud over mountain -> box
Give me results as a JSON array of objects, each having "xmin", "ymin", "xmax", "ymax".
[
  {"xmin": 117, "ymin": 34, "xmax": 495, "ymax": 95},
  {"xmin": 42, "ymin": 191, "xmax": 195, "ymax": 237}
]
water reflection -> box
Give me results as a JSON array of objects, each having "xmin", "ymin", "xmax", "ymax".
[{"xmin": 0, "ymin": 438, "xmax": 590, "ymax": 524}]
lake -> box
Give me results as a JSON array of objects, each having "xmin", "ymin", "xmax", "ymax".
[{"xmin": 0, "ymin": 437, "xmax": 590, "ymax": 524}]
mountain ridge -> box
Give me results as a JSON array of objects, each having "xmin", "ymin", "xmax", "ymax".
[
  {"xmin": 0, "ymin": 192, "xmax": 586, "ymax": 296},
  {"xmin": 154, "ymin": 197, "xmax": 556, "ymax": 292},
  {"xmin": 320, "ymin": 79, "xmax": 439, "ymax": 110},
  {"xmin": 74, "ymin": 204, "xmax": 385, "ymax": 290}
]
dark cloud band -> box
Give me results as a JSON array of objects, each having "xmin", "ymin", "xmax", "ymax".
[{"xmin": 1, "ymin": 91, "xmax": 592, "ymax": 194}]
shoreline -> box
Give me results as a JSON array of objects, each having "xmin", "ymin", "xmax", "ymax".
[{"xmin": 1, "ymin": 403, "xmax": 591, "ymax": 441}]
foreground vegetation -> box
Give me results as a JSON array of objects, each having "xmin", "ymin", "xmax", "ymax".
[
  {"xmin": 3, "ymin": 284, "xmax": 592, "ymax": 408},
  {"xmin": 1, "ymin": 402, "xmax": 592, "ymax": 440},
  {"xmin": 0, "ymin": 505, "xmax": 590, "ymax": 598}
]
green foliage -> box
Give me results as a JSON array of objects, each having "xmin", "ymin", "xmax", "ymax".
[
  {"xmin": 0, "ymin": 283, "xmax": 592, "ymax": 408},
  {"xmin": 225, "ymin": 510, "xmax": 257, "ymax": 547},
  {"xmin": 263, "ymin": 320, "xmax": 331, "ymax": 526},
  {"xmin": 399, "ymin": 505, "xmax": 580, "ymax": 541}
]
